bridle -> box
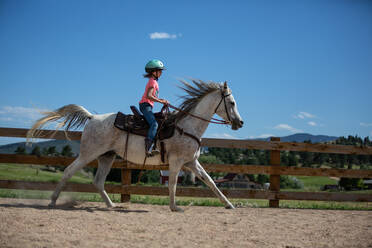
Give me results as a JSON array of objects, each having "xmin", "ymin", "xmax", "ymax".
[
  {"xmin": 214, "ymin": 89, "xmax": 232, "ymax": 124},
  {"xmin": 168, "ymin": 88, "xmax": 232, "ymax": 125}
]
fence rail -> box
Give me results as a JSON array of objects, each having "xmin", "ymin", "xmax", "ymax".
[
  {"xmin": 1, "ymin": 127, "xmax": 372, "ymax": 206},
  {"xmin": 1, "ymin": 180, "xmax": 371, "ymax": 202},
  {"xmin": 2, "ymin": 127, "xmax": 372, "ymax": 155},
  {"xmin": 1, "ymin": 154, "xmax": 371, "ymax": 178}
]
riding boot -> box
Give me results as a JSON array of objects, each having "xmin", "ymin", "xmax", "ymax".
[{"xmin": 145, "ymin": 138, "xmax": 160, "ymax": 157}]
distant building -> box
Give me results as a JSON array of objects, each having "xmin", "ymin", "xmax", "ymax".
[
  {"xmin": 364, "ymin": 179, "xmax": 372, "ymax": 189},
  {"xmin": 160, "ymin": 170, "xmax": 185, "ymax": 185},
  {"xmin": 214, "ymin": 173, "xmax": 263, "ymax": 189}
]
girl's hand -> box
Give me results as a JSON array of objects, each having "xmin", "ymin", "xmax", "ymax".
[{"xmin": 160, "ymin": 99, "xmax": 169, "ymax": 105}]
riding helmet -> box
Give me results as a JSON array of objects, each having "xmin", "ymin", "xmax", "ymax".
[{"xmin": 145, "ymin": 59, "xmax": 166, "ymax": 73}]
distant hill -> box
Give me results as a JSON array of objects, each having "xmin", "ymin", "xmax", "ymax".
[
  {"xmin": 0, "ymin": 140, "xmax": 80, "ymax": 156},
  {"xmin": 257, "ymin": 133, "xmax": 338, "ymax": 143}
]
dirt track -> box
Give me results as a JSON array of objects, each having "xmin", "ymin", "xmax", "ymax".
[{"xmin": 0, "ymin": 198, "xmax": 371, "ymax": 248}]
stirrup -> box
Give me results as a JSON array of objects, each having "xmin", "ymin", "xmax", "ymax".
[{"xmin": 150, "ymin": 149, "xmax": 160, "ymax": 156}]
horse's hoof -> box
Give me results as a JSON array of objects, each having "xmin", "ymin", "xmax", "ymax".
[
  {"xmin": 225, "ymin": 204, "xmax": 235, "ymax": 209},
  {"xmin": 48, "ymin": 202, "xmax": 56, "ymax": 208},
  {"xmin": 171, "ymin": 207, "xmax": 184, "ymax": 212}
]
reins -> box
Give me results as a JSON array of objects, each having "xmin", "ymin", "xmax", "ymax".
[
  {"xmin": 168, "ymin": 101, "xmax": 230, "ymax": 125},
  {"xmin": 167, "ymin": 88, "xmax": 232, "ymax": 125},
  {"xmin": 168, "ymin": 104, "xmax": 229, "ymax": 124}
]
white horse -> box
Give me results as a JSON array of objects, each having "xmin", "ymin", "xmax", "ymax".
[{"xmin": 27, "ymin": 80, "xmax": 244, "ymax": 211}]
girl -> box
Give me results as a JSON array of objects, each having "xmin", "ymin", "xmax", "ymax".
[{"xmin": 139, "ymin": 59, "xmax": 169, "ymax": 156}]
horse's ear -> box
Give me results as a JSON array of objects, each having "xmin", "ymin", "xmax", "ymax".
[{"xmin": 224, "ymin": 81, "xmax": 228, "ymax": 89}]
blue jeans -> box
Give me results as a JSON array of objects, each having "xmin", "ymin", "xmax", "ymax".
[{"xmin": 139, "ymin": 103, "xmax": 158, "ymax": 141}]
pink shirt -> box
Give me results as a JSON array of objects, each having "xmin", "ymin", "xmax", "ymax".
[{"xmin": 139, "ymin": 78, "xmax": 159, "ymax": 107}]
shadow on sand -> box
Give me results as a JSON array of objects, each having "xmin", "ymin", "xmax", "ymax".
[{"xmin": 0, "ymin": 201, "xmax": 149, "ymax": 213}]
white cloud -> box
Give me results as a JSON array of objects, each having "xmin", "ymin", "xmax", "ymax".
[
  {"xmin": 206, "ymin": 133, "xmax": 238, "ymax": 139},
  {"xmin": 0, "ymin": 106, "xmax": 50, "ymax": 124},
  {"xmin": 360, "ymin": 122, "xmax": 372, "ymax": 127},
  {"xmin": 308, "ymin": 121, "xmax": 317, "ymax": 126},
  {"xmin": 274, "ymin": 124, "xmax": 303, "ymax": 133},
  {"xmin": 295, "ymin": 111, "xmax": 316, "ymax": 119},
  {"xmin": 248, "ymin": 134, "xmax": 274, "ymax": 139},
  {"xmin": 149, "ymin": 32, "xmax": 180, "ymax": 40}
]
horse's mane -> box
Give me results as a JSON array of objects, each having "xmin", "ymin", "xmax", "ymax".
[{"xmin": 167, "ymin": 79, "xmax": 222, "ymax": 123}]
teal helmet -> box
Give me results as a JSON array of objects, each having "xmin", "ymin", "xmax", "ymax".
[{"xmin": 145, "ymin": 59, "xmax": 166, "ymax": 73}]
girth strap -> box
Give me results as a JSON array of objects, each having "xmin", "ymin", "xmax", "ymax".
[
  {"xmin": 175, "ymin": 126, "xmax": 201, "ymax": 148},
  {"xmin": 123, "ymin": 132, "xmax": 129, "ymax": 165}
]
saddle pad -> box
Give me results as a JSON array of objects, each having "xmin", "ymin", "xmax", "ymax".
[{"xmin": 114, "ymin": 112, "xmax": 176, "ymax": 140}]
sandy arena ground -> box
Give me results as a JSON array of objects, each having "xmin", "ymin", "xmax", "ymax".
[{"xmin": 0, "ymin": 198, "xmax": 371, "ymax": 248}]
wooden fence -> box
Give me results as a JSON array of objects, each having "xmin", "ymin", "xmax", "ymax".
[{"xmin": 1, "ymin": 127, "xmax": 372, "ymax": 207}]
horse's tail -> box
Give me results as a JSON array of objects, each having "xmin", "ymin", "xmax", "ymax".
[{"xmin": 26, "ymin": 104, "xmax": 93, "ymax": 143}]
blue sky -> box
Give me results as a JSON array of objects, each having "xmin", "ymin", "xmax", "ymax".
[{"xmin": 1, "ymin": 0, "xmax": 372, "ymax": 145}]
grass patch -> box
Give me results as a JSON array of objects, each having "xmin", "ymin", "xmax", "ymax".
[
  {"xmin": 279, "ymin": 200, "xmax": 372, "ymax": 210},
  {"xmin": 0, "ymin": 163, "xmax": 92, "ymax": 184},
  {"xmin": 297, "ymin": 176, "xmax": 338, "ymax": 190},
  {"xmin": 130, "ymin": 195, "xmax": 269, "ymax": 208},
  {"xmin": 0, "ymin": 188, "xmax": 122, "ymax": 203},
  {"xmin": 1, "ymin": 188, "xmax": 371, "ymax": 210},
  {"xmin": 281, "ymin": 176, "xmax": 338, "ymax": 192}
]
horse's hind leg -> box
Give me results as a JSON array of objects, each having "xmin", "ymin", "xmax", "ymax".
[
  {"xmin": 94, "ymin": 151, "xmax": 116, "ymax": 208},
  {"xmin": 49, "ymin": 155, "xmax": 91, "ymax": 207},
  {"xmin": 184, "ymin": 159, "xmax": 235, "ymax": 209}
]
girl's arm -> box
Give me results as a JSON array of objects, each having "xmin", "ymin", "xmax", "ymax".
[{"xmin": 147, "ymin": 87, "xmax": 169, "ymax": 105}]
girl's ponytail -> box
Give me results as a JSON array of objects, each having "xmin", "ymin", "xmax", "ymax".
[{"xmin": 143, "ymin": 73, "xmax": 152, "ymax": 78}]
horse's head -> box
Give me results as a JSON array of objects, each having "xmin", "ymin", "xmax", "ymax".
[{"xmin": 215, "ymin": 82, "xmax": 244, "ymax": 130}]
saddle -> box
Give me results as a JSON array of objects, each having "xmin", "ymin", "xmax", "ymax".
[
  {"xmin": 114, "ymin": 105, "xmax": 175, "ymax": 140},
  {"xmin": 114, "ymin": 105, "xmax": 201, "ymax": 163}
]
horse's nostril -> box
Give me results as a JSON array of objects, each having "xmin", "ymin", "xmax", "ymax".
[{"xmin": 240, "ymin": 120, "xmax": 244, "ymax": 126}]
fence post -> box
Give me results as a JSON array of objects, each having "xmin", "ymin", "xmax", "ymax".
[
  {"xmin": 269, "ymin": 137, "xmax": 281, "ymax": 208},
  {"xmin": 121, "ymin": 168, "xmax": 131, "ymax": 202}
]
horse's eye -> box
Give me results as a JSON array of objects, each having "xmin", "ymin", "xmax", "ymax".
[{"xmin": 231, "ymin": 101, "xmax": 235, "ymax": 106}]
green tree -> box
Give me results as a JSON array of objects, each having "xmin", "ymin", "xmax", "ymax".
[
  {"xmin": 256, "ymin": 174, "xmax": 269, "ymax": 184},
  {"xmin": 15, "ymin": 146, "xmax": 26, "ymax": 154},
  {"xmin": 41, "ymin": 147, "xmax": 49, "ymax": 156},
  {"xmin": 31, "ymin": 146, "xmax": 41, "ymax": 156},
  {"xmin": 47, "ymin": 146, "xmax": 59, "ymax": 156},
  {"xmin": 288, "ymin": 151, "xmax": 298, "ymax": 166},
  {"xmin": 328, "ymin": 153, "xmax": 339, "ymax": 168},
  {"xmin": 338, "ymin": 154, "xmax": 346, "ymax": 168},
  {"xmin": 297, "ymin": 140, "xmax": 314, "ymax": 167},
  {"xmin": 299, "ymin": 151, "xmax": 313, "ymax": 167},
  {"xmin": 280, "ymin": 151, "xmax": 289, "ymax": 166},
  {"xmin": 339, "ymin": 177, "xmax": 364, "ymax": 190},
  {"xmin": 357, "ymin": 154, "xmax": 368, "ymax": 166},
  {"xmin": 245, "ymin": 153, "xmax": 259, "ymax": 165},
  {"xmin": 262, "ymin": 150, "xmax": 270, "ymax": 165},
  {"xmin": 141, "ymin": 170, "xmax": 160, "ymax": 184},
  {"xmin": 363, "ymin": 137, "xmax": 371, "ymax": 146},
  {"xmin": 199, "ymin": 154, "xmax": 223, "ymax": 164},
  {"xmin": 280, "ymin": 176, "xmax": 304, "ymax": 189},
  {"xmin": 61, "ymin": 145, "xmax": 73, "ymax": 157},
  {"xmin": 313, "ymin": 153, "xmax": 325, "ymax": 168}
]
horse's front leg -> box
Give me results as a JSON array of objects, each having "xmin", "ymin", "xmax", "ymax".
[
  {"xmin": 168, "ymin": 155, "xmax": 185, "ymax": 212},
  {"xmin": 184, "ymin": 159, "xmax": 235, "ymax": 209}
]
